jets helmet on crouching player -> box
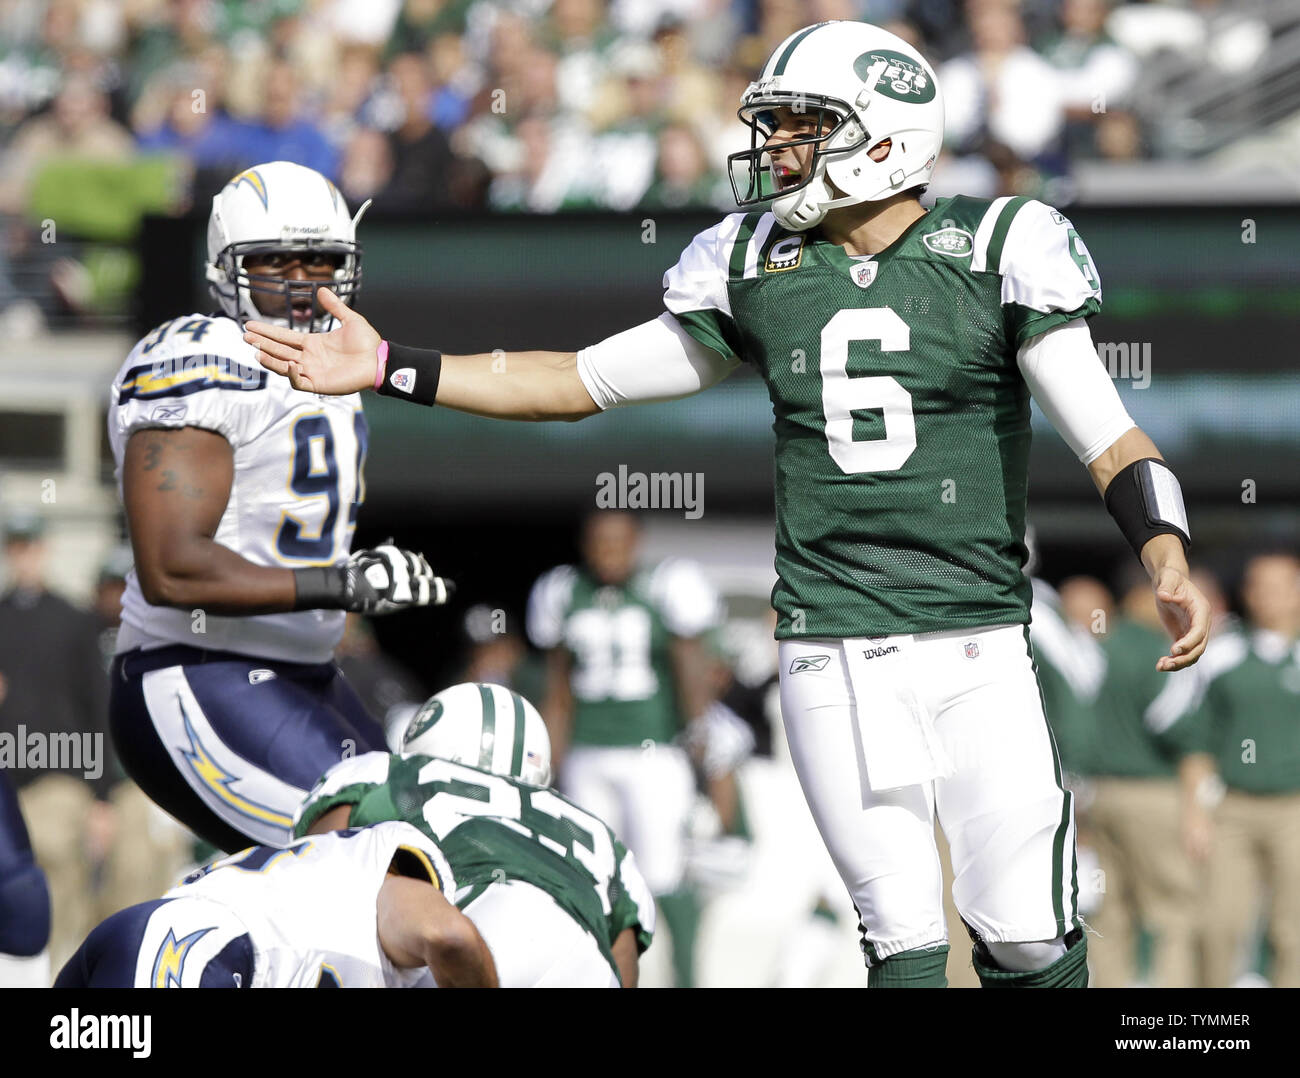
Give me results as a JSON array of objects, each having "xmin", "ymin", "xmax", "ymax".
[
  {"xmin": 206, "ymin": 160, "xmax": 369, "ymax": 332},
  {"xmin": 728, "ymin": 21, "xmax": 944, "ymax": 231},
  {"xmin": 402, "ymin": 682, "xmax": 553, "ymax": 788}
]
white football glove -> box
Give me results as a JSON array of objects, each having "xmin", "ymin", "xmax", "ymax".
[
  {"xmin": 345, "ymin": 543, "xmax": 452, "ymax": 614},
  {"xmin": 293, "ymin": 542, "xmax": 453, "ymax": 615}
]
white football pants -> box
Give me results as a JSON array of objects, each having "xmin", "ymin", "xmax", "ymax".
[
  {"xmin": 778, "ymin": 623, "xmax": 1079, "ymax": 965},
  {"xmin": 560, "ymin": 743, "xmax": 694, "ymax": 896}
]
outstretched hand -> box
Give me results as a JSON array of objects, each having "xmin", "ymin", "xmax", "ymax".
[
  {"xmin": 245, "ymin": 287, "xmax": 381, "ymax": 395},
  {"xmin": 1151, "ymin": 565, "xmax": 1210, "ymax": 672}
]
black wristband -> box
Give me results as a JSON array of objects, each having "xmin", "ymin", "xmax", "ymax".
[
  {"xmin": 375, "ymin": 342, "xmax": 442, "ymax": 406},
  {"xmin": 1104, "ymin": 457, "xmax": 1191, "ymax": 560},
  {"xmin": 292, "ymin": 566, "xmax": 347, "ymax": 611}
]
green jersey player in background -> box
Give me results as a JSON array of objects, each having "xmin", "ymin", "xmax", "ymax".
[
  {"xmin": 526, "ymin": 509, "xmax": 720, "ymax": 987},
  {"xmin": 247, "ymin": 21, "xmax": 1210, "ymax": 988}
]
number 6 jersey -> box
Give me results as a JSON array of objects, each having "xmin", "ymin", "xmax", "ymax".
[
  {"xmin": 108, "ymin": 313, "xmax": 367, "ymax": 663},
  {"xmin": 663, "ymin": 195, "xmax": 1102, "ymax": 639}
]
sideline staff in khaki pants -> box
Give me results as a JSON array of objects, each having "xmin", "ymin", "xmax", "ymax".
[
  {"xmin": 1187, "ymin": 553, "xmax": 1300, "ymax": 988},
  {"xmin": 1087, "ymin": 777, "xmax": 1198, "ymax": 987},
  {"xmin": 1082, "ymin": 575, "xmax": 1203, "ymax": 987}
]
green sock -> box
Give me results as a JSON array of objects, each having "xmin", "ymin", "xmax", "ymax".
[
  {"xmin": 867, "ymin": 943, "xmax": 950, "ymax": 988},
  {"xmin": 657, "ymin": 889, "xmax": 701, "ymax": 989},
  {"xmin": 972, "ymin": 929, "xmax": 1089, "ymax": 988}
]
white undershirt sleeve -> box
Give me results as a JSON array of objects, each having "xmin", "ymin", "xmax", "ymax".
[
  {"xmin": 575, "ymin": 312, "xmax": 740, "ymax": 410},
  {"xmin": 1017, "ymin": 318, "xmax": 1136, "ymax": 464}
]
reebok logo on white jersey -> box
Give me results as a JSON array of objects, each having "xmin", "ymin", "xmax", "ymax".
[
  {"xmin": 789, "ymin": 655, "xmax": 831, "ymax": 673},
  {"xmin": 248, "ymin": 669, "xmax": 277, "ymax": 685}
]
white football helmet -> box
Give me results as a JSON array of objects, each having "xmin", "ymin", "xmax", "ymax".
[
  {"xmin": 401, "ymin": 682, "xmax": 553, "ymax": 788},
  {"xmin": 205, "ymin": 160, "xmax": 369, "ymax": 332},
  {"xmin": 728, "ymin": 21, "xmax": 944, "ymax": 231}
]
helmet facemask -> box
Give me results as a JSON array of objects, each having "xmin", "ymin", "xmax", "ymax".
[
  {"xmin": 728, "ymin": 91, "xmax": 869, "ymax": 230},
  {"xmin": 211, "ymin": 238, "xmax": 362, "ymax": 333}
]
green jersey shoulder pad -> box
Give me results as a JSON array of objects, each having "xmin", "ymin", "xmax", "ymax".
[
  {"xmin": 525, "ymin": 564, "xmax": 579, "ymax": 650},
  {"xmin": 662, "ymin": 212, "xmax": 777, "ymax": 360},
  {"xmin": 293, "ymin": 750, "xmax": 395, "ymax": 836},
  {"xmin": 975, "ymin": 197, "xmax": 1103, "ymax": 347},
  {"xmin": 642, "ymin": 558, "xmax": 722, "ymax": 638}
]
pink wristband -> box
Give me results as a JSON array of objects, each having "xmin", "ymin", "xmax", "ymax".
[{"xmin": 373, "ymin": 340, "xmax": 389, "ymax": 390}]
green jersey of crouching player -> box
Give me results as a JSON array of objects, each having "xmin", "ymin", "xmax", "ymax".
[{"xmin": 294, "ymin": 683, "xmax": 655, "ymax": 986}]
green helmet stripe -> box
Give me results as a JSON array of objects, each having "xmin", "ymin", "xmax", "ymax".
[
  {"xmin": 510, "ymin": 692, "xmax": 526, "ymax": 778},
  {"xmin": 771, "ymin": 22, "xmax": 831, "ymax": 77},
  {"xmin": 477, "ymin": 684, "xmax": 496, "ymax": 769}
]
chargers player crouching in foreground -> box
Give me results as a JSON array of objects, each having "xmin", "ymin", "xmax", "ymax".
[
  {"xmin": 108, "ymin": 161, "xmax": 450, "ymax": 855},
  {"xmin": 247, "ymin": 25, "xmax": 1210, "ymax": 988},
  {"xmin": 296, "ymin": 683, "xmax": 655, "ymax": 988},
  {"xmin": 55, "ymin": 822, "xmax": 496, "ymax": 987}
]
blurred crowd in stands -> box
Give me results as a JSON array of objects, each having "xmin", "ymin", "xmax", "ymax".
[{"xmin": 0, "ymin": 0, "xmax": 1280, "ymax": 331}]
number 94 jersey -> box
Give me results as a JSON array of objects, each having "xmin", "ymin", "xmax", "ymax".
[
  {"xmin": 664, "ymin": 196, "xmax": 1102, "ymax": 640},
  {"xmin": 108, "ymin": 313, "xmax": 367, "ymax": 664}
]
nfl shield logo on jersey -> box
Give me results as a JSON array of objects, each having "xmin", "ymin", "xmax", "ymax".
[
  {"xmin": 963, "ymin": 641, "xmax": 980, "ymax": 659},
  {"xmin": 849, "ymin": 261, "xmax": 878, "ymax": 289}
]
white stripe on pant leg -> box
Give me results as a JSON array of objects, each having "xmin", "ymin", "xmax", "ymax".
[{"xmin": 141, "ymin": 666, "xmax": 305, "ymax": 847}]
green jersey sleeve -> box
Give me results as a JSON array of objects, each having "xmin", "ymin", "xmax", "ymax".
[
  {"xmin": 292, "ymin": 750, "xmax": 395, "ymax": 837},
  {"xmin": 608, "ymin": 839, "xmax": 656, "ymax": 952},
  {"xmin": 662, "ymin": 213, "xmax": 750, "ymax": 361},
  {"xmin": 995, "ymin": 199, "xmax": 1103, "ymax": 348}
]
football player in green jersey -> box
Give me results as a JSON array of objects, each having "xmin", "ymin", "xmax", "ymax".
[
  {"xmin": 247, "ymin": 21, "xmax": 1211, "ymax": 988},
  {"xmin": 526, "ymin": 509, "xmax": 720, "ymax": 986},
  {"xmin": 296, "ymin": 681, "xmax": 656, "ymax": 987}
]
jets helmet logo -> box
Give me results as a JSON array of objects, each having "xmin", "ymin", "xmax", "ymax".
[
  {"xmin": 853, "ymin": 50, "xmax": 936, "ymax": 104},
  {"xmin": 403, "ymin": 700, "xmax": 444, "ymax": 745}
]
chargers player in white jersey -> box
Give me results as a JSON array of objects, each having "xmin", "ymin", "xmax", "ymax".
[
  {"xmin": 244, "ymin": 24, "xmax": 1210, "ymax": 988},
  {"xmin": 55, "ymin": 822, "xmax": 497, "ymax": 987},
  {"xmin": 296, "ymin": 682, "xmax": 657, "ymax": 988},
  {"xmin": 108, "ymin": 161, "xmax": 451, "ymax": 855}
]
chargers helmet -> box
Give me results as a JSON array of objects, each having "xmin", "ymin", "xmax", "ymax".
[
  {"xmin": 401, "ymin": 682, "xmax": 553, "ymax": 788},
  {"xmin": 205, "ymin": 160, "xmax": 369, "ymax": 332},
  {"xmin": 728, "ymin": 22, "xmax": 944, "ymax": 231}
]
